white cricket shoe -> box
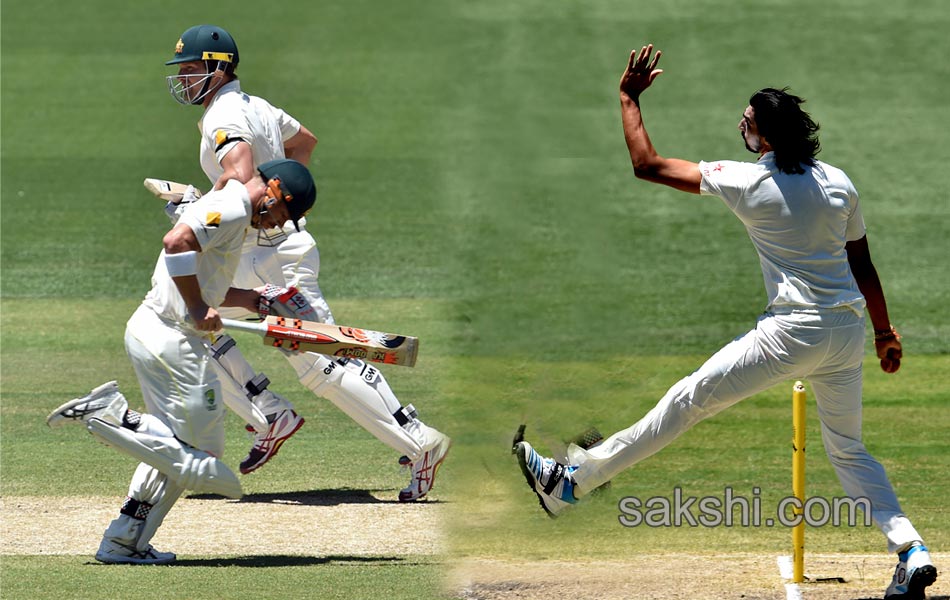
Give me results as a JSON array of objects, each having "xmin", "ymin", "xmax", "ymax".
[
  {"xmin": 95, "ymin": 538, "xmax": 176, "ymax": 565},
  {"xmin": 46, "ymin": 381, "xmax": 128, "ymax": 429},
  {"xmin": 513, "ymin": 440, "xmax": 578, "ymax": 518},
  {"xmin": 398, "ymin": 428, "xmax": 451, "ymax": 502},
  {"xmin": 239, "ymin": 409, "xmax": 305, "ymax": 474},
  {"xmin": 884, "ymin": 543, "xmax": 938, "ymax": 599}
]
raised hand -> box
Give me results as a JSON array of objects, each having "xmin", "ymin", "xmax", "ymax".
[{"xmin": 620, "ymin": 44, "xmax": 664, "ymax": 100}]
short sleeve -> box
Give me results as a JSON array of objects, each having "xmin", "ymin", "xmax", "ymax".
[
  {"xmin": 272, "ymin": 106, "xmax": 301, "ymax": 143},
  {"xmin": 178, "ymin": 182, "xmax": 249, "ymax": 251},
  {"xmin": 699, "ymin": 160, "xmax": 748, "ymax": 210},
  {"xmin": 845, "ymin": 193, "xmax": 867, "ymax": 242},
  {"xmin": 203, "ymin": 111, "xmax": 252, "ymax": 166}
]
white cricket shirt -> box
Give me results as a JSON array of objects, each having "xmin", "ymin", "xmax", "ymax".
[
  {"xmin": 198, "ymin": 80, "xmax": 301, "ymax": 185},
  {"xmin": 142, "ymin": 179, "xmax": 252, "ymax": 329},
  {"xmin": 699, "ymin": 152, "xmax": 867, "ymax": 311},
  {"xmin": 197, "ymin": 80, "xmax": 304, "ymax": 236}
]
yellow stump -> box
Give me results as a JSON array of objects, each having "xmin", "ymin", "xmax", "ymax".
[{"xmin": 792, "ymin": 381, "xmax": 806, "ymax": 583}]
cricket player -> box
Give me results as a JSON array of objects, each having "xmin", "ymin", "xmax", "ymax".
[
  {"xmin": 164, "ymin": 25, "xmax": 449, "ymax": 501},
  {"xmin": 513, "ymin": 45, "xmax": 937, "ymax": 600},
  {"xmin": 47, "ymin": 159, "xmax": 317, "ymax": 564}
]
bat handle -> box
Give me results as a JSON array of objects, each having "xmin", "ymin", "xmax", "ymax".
[{"xmin": 220, "ymin": 318, "xmax": 269, "ymax": 336}]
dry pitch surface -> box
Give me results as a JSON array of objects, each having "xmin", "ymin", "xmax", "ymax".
[
  {"xmin": 4, "ymin": 496, "xmax": 946, "ymax": 599},
  {"xmin": 449, "ymin": 554, "xmax": 947, "ymax": 600},
  {"xmin": 1, "ymin": 493, "xmax": 444, "ymax": 557}
]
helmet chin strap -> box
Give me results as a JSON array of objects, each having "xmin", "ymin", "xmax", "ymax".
[
  {"xmin": 191, "ymin": 61, "xmax": 229, "ymax": 105},
  {"xmin": 192, "ymin": 77, "xmax": 211, "ymax": 105}
]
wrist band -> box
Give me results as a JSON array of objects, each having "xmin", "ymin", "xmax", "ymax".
[
  {"xmin": 165, "ymin": 250, "xmax": 198, "ymax": 277},
  {"xmin": 874, "ymin": 325, "xmax": 899, "ymax": 341}
]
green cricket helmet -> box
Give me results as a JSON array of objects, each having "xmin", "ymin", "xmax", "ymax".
[{"xmin": 165, "ymin": 25, "xmax": 239, "ymax": 105}]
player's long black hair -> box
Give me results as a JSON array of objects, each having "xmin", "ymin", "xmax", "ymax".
[{"xmin": 750, "ymin": 88, "xmax": 821, "ymax": 175}]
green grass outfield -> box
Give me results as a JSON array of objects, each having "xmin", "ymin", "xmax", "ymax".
[{"xmin": 3, "ymin": 0, "xmax": 948, "ymax": 598}]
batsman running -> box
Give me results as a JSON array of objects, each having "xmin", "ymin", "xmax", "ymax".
[
  {"xmin": 47, "ymin": 159, "xmax": 316, "ymax": 564},
  {"xmin": 161, "ymin": 25, "xmax": 449, "ymax": 501},
  {"xmin": 513, "ymin": 45, "xmax": 937, "ymax": 600}
]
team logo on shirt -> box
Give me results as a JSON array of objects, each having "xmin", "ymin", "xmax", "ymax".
[
  {"xmin": 215, "ymin": 129, "xmax": 229, "ymax": 148},
  {"xmin": 205, "ymin": 388, "xmax": 216, "ymax": 411},
  {"xmin": 206, "ymin": 212, "xmax": 221, "ymax": 227}
]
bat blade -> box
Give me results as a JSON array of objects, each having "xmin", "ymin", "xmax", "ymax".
[
  {"xmin": 144, "ymin": 178, "xmax": 201, "ymax": 203},
  {"xmin": 221, "ymin": 317, "xmax": 419, "ymax": 367}
]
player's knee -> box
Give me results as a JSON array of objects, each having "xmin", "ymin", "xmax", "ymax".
[
  {"xmin": 824, "ymin": 438, "xmax": 868, "ymax": 464},
  {"xmin": 297, "ymin": 355, "xmax": 342, "ymax": 394}
]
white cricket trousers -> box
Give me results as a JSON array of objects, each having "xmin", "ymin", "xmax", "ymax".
[
  {"xmin": 569, "ymin": 308, "xmax": 923, "ymax": 552},
  {"xmin": 219, "ymin": 227, "xmax": 419, "ymax": 457},
  {"xmin": 107, "ymin": 306, "xmax": 227, "ymax": 552},
  {"xmin": 125, "ymin": 305, "xmax": 225, "ymax": 455}
]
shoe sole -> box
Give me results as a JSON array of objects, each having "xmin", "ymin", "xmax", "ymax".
[
  {"xmin": 887, "ymin": 565, "xmax": 939, "ymax": 600},
  {"xmin": 46, "ymin": 381, "xmax": 120, "ymax": 427},
  {"xmin": 398, "ymin": 440, "xmax": 452, "ymax": 502},
  {"xmin": 46, "ymin": 393, "xmax": 113, "ymax": 428},
  {"xmin": 240, "ymin": 416, "xmax": 305, "ymax": 474},
  {"xmin": 908, "ymin": 565, "xmax": 938, "ymax": 599},
  {"xmin": 46, "ymin": 397, "xmax": 89, "ymax": 427},
  {"xmin": 513, "ymin": 442, "xmax": 559, "ymax": 519}
]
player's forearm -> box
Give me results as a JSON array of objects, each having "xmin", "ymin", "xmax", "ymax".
[
  {"xmin": 214, "ymin": 142, "xmax": 255, "ymax": 190},
  {"xmin": 172, "ymin": 274, "xmax": 210, "ymax": 316},
  {"xmin": 163, "ymin": 226, "xmax": 216, "ymax": 325},
  {"xmin": 284, "ymin": 147, "xmax": 312, "ymax": 166},
  {"xmin": 222, "ymin": 287, "xmax": 261, "ymax": 313},
  {"xmin": 170, "ymin": 274, "xmax": 222, "ymax": 331},
  {"xmin": 621, "ymin": 93, "xmax": 662, "ymax": 178},
  {"xmin": 212, "ymin": 173, "xmax": 230, "ymax": 191},
  {"xmin": 284, "ymin": 126, "xmax": 317, "ymax": 165},
  {"xmin": 854, "ymin": 267, "xmax": 892, "ymax": 332},
  {"xmin": 213, "ymin": 166, "xmax": 249, "ymax": 191},
  {"xmin": 620, "ymin": 95, "xmax": 701, "ymax": 193},
  {"xmin": 847, "ymin": 237, "xmax": 894, "ymax": 332}
]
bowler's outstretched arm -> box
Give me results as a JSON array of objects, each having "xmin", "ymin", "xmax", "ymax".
[{"xmin": 620, "ymin": 45, "xmax": 702, "ymax": 194}]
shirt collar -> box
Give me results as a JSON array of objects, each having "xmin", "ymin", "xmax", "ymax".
[
  {"xmin": 198, "ymin": 79, "xmax": 241, "ymax": 129},
  {"xmin": 208, "ymin": 79, "xmax": 241, "ymax": 107}
]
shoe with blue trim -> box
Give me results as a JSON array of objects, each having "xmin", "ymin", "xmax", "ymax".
[
  {"xmin": 513, "ymin": 440, "xmax": 577, "ymax": 518},
  {"xmin": 884, "ymin": 542, "xmax": 938, "ymax": 599}
]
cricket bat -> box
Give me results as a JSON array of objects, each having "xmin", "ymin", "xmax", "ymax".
[
  {"xmin": 144, "ymin": 178, "xmax": 202, "ymax": 203},
  {"xmin": 221, "ymin": 316, "xmax": 419, "ymax": 367}
]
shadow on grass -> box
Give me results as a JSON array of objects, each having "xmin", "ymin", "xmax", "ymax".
[
  {"xmin": 166, "ymin": 555, "xmax": 410, "ymax": 568},
  {"xmin": 186, "ymin": 488, "xmax": 446, "ymax": 506}
]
